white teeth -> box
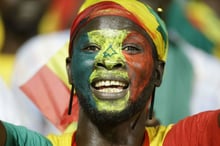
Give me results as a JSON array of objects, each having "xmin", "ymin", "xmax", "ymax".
[
  {"xmin": 94, "ymin": 80, "xmax": 127, "ymax": 93},
  {"xmin": 95, "ymin": 80, "xmax": 126, "ymax": 88}
]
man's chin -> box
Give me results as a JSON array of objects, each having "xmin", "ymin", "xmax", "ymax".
[
  {"xmin": 92, "ymin": 89, "xmax": 130, "ymax": 112},
  {"xmin": 77, "ymin": 90, "xmax": 149, "ymax": 126},
  {"xmin": 87, "ymin": 108, "xmax": 132, "ymax": 127}
]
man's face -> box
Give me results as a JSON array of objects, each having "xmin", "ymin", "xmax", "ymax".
[{"xmin": 71, "ymin": 16, "xmax": 157, "ymax": 124}]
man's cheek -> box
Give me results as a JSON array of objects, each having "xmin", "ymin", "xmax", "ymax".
[
  {"xmin": 124, "ymin": 54, "xmax": 150, "ymax": 80},
  {"xmin": 125, "ymin": 57, "xmax": 153, "ymax": 100},
  {"xmin": 72, "ymin": 55, "xmax": 92, "ymax": 87}
]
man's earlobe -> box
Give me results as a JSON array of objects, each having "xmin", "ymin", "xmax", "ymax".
[
  {"xmin": 66, "ymin": 57, "xmax": 73, "ymax": 84},
  {"xmin": 154, "ymin": 60, "xmax": 165, "ymax": 87}
]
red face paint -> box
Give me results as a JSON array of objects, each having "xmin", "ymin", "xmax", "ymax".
[{"xmin": 123, "ymin": 31, "xmax": 154, "ymax": 101}]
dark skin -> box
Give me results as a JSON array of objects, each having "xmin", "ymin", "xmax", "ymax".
[
  {"xmin": 66, "ymin": 16, "xmax": 165, "ymax": 146},
  {"xmin": 203, "ymin": 0, "xmax": 220, "ymax": 17},
  {"xmin": 0, "ymin": 122, "xmax": 6, "ymax": 146},
  {"xmin": 0, "ymin": 0, "xmax": 50, "ymax": 54},
  {"xmin": 76, "ymin": 109, "xmax": 146, "ymax": 146}
]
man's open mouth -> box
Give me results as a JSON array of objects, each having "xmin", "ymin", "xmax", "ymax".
[{"xmin": 91, "ymin": 79, "xmax": 129, "ymax": 100}]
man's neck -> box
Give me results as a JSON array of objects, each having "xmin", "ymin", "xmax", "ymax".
[{"xmin": 76, "ymin": 109, "xmax": 147, "ymax": 146}]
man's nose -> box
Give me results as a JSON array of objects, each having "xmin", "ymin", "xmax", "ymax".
[{"xmin": 95, "ymin": 58, "xmax": 125, "ymax": 70}]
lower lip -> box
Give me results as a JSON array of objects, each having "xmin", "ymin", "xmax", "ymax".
[{"xmin": 91, "ymin": 87, "xmax": 128, "ymax": 100}]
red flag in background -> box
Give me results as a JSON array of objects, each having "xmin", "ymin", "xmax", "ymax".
[
  {"xmin": 20, "ymin": 44, "xmax": 79, "ymax": 132},
  {"xmin": 18, "ymin": 0, "xmax": 85, "ymax": 132}
]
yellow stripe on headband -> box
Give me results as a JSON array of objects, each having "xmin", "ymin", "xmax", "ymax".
[
  {"xmin": 0, "ymin": 16, "xmax": 4, "ymax": 51},
  {"xmin": 79, "ymin": 0, "xmax": 168, "ymax": 62}
]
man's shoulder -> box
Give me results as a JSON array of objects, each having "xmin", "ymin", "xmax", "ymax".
[{"xmin": 163, "ymin": 110, "xmax": 220, "ymax": 145}]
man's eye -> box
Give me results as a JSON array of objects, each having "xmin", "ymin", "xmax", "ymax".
[
  {"xmin": 83, "ymin": 45, "xmax": 100, "ymax": 52},
  {"xmin": 122, "ymin": 45, "xmax": 142, "ymax": 54}
]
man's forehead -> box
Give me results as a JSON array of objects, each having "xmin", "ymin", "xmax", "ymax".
[
  {"xmin": 76, "ymin": 16, "xmax": 147, "ymax": 38},
  {"xmin": 87, "ymin": 29, "xmax": 128, "ymax": 37}
]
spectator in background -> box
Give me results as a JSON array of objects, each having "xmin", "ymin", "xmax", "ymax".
[
  {"xmin": 11, "ymin": 30, "xmax": 70, "ymax": 135},
  {"xmin": 146, "ymin": 0, "xmax": 220, "ymax": 125},
  {"xmin": 0, "ymin": 0, "xmax": 83, "ymax": 85},
  {"xmin": 164, "ymin": 0, "xmax": 220, "ymax": 116},
  {"xmin": 0, "ymin": 0, "xmax": 57, "ymax": 135},
  {"xmin": 10, "ymin": 0, "xmax": 85, "ymax": 134},
  {"xmin": 0, "ymin": 0, "xmax": 51, "ymax": 85},
  {"xmin": 0, "ymin": 0, "xmax": 84, "ymax": 135}
]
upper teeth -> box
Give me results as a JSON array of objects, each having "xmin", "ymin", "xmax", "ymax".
[{"xmin": 95, "ymin": 80, "xmax": 126, "ymax": 88}]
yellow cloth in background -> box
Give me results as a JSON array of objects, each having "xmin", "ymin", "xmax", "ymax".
[
  {"xmin": 0, "ymin": 17, "xmax": 4, "ymax": 51},
  {"xmin": 47, "ymin": 132, "xmax": 73, "ymax": 146},
  {"xmin": 38, "ymin": 9, "xmax": 60, "ymax": 34},
  {"xmin": 0, "ymin": 54, "xmax": 15, "ymax": 86}
]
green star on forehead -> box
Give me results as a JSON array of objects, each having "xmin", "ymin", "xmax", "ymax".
[{"xmin": 103, "ymin": 44, "xmax": 117, "ymax": 58}]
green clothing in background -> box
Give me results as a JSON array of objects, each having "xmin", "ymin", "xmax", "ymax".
[
  {"xmin": 155, "ymin": 43, "xmax": 193, "ymax": 125},
  {"xmin": 155, "ymin": 0, "xmax": 220, "ymax": 125},
  {"xmin": 165, "ymin": 1, "xmax": 215, "ymax": 55}
]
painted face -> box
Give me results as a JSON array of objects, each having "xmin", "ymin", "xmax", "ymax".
[{"xmin": 71, "ymin": 16, "xmax": 156, "ymax": 124}]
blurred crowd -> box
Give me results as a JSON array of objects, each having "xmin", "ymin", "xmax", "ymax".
[
  {"xmin": 0, "ymin": 0, "xmax": 220, "ymax": 135},
  {"xmin": 0, "ymin": 0, "xmax": 84, "ymax": 135},
  {"xmin": 153, "ymin": 0, "xmax": 220, "ymax": 125}
]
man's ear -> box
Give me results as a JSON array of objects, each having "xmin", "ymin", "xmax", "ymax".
[
  {"xmin": 66, "ymin": 57, "xmax": 73, "ymax": 84},
  {"xmin": 154, "ymin": 60, "xmax": 165, "ymax": 87}
]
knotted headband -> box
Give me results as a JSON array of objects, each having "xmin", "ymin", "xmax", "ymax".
[{"xmin": 68, "ymin": 0, "xmax": 168, "ymax": 62}]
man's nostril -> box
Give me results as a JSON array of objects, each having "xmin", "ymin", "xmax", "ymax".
[
  {"xmin": 96, "ymin": 62, "xmax": 105, "ymax": 68},
  {"xmin": 113, "ymin": 63, "xmax": 123, "ymax": 69}
]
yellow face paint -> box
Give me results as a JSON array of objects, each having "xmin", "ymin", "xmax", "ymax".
[{"xmin": 88, "ymin": 29, "xmax": 130, "ymax": 112}]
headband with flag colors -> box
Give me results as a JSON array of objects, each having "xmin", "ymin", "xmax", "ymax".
[{"xmin": 69, "ymin": 0, "xmax": 168, "ymax": 62}]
